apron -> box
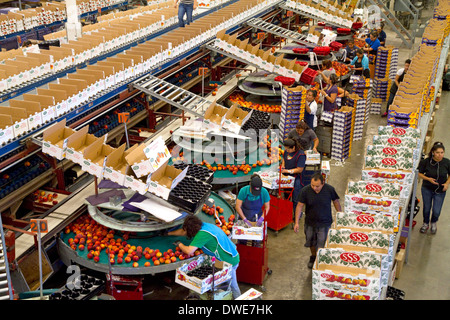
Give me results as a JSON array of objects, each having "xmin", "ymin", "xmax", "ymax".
[
  {"xmin": 304, "ymin": 102, "xmax": 315, "ymax": 129},
  {"xmin": 354, "ymin": 58, "xmax": 363, "ymax": 76},
  {"xmin": 200, "ymin": 223, "xmax": 239, "ymax": 261},
  {"xmin": 242, "ymin": 192, "xmax": 264, "ymax": 222}
]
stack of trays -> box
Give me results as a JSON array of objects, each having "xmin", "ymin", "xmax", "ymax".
[
  {"xmin": 331, "ymin": 106, "xmax": 355, "ymax": 161},
  {"xmin": 168, "ymin": 176, "xmax": 212, "ymax": 213},
  {"xmin": 172, "ymin": 162, "xmax": 214, "ymax": 184},
  {"xmin": 240, "ymin": 110, "xmax": 271, "ymax": 132},
  {"xmin": 280, "ymin": 85, "xmax": 306, "ymax": 140},
  {"xmin": 346, "ymin": 94, "xmax": 367, "ymax": 141},
  {"xmin": 49, "ymin": 274, "xmax": 105, "ymax": 301}
]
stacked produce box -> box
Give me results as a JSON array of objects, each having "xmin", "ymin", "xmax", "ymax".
[
  {"xmin": 373, "ymin": 46, "xmax": 398, "ymax": 102},
  {"xmin": 331, "ymin": 106, "xmax": 354, "ymax": 161},
  {"xmin": 352, "ymin": 76, "xmax": 373, "ymax": 116},
  {"xmin": 346, "ymin": 93, "xmax": 367, "ymax": 141},
  {"xmin": 280, "ymin": 85, "xmax": 306, "ymax": 141}
]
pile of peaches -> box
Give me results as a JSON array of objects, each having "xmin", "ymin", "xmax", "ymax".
[{"xmin": 65, "ymin": 215, "xmax": 202, "ymax": 268}]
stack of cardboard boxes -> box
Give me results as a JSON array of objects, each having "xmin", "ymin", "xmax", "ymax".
[
  {"xmin": 284, "ymin": 0, "xmax": 354, "ymax": 28},
  {"xmin": 280, "ymin": 85, "xmax": 306, "ymax": 141},
  {"xmin": 331, "ymin": 106, "xmax": 354, "ymax": 161},
  {"xmin": 373, "ymin": 46, "xmax": 398, "ymax": 102},
  {"xmin": 346, "ymin": 93, "xmax": 367, "ymax": 141}
]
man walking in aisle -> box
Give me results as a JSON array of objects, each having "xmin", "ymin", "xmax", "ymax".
[{"xmin": 293, "ymin": 172, "xmax": 341, "ymax": 268}]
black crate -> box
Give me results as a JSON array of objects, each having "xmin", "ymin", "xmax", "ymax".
[
  {"xmin": 168, "ymin": 176, "xmax": 212, "ymax": 213},
  {"xmin": 173, "ymin": 163, "xmax": 214, "ymax": 184}
]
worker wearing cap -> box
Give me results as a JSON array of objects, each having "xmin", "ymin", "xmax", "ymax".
[
  {"xmin": 235, "ymin": 174, "xmax": 270, "ymax": 227},
  {"xmin": 281, "ymin": 138, "xmax": 306, "ymax": 217}
]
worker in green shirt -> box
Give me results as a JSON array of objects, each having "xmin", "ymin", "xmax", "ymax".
[{"xmin": 168, "ymin": 215, "xmax": 241, "ymax": 299}]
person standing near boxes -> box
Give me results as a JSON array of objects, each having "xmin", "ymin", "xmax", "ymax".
[
  {"xmin": 382, "ymin": 58, "xmax": 411, "ymax": 117},
  {"xmin": 418, "ymin": 142, "xmax": 450, "ymax": 234},
  {"xmin": 175, "ymin": 0, "xmax": 197, "ymax": 28},
  {"xmin": 281, "ymin": 138, "xmax": 306, "ymax": 220},
  {"xmin": 293, "ymin": 172, "xmax": 341, "ymax": 268},
  {"xmin": 168, "ymin": 215, "xmax": 241, "ymax": 299},
  {"xmin": 235, "ymin": 174, "xmax": 270, "ymax": 227}
]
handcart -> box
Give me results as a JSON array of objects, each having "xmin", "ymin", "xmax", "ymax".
[
  {"xmin": 234, "ymin": 216, "xmax": 272, "ymax": 291},
  {"xmin": 266, "ymin": 165, "xmax": 294, "ymax": 235}
]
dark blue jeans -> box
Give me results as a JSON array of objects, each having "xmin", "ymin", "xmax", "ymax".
[
  {"xmin": 178, "ymin": 3, "xmax": 193, "ymax": 28},
  {"xmin": 421, "ymin": 186, "xmax": 446, "ymax": 224},
  {"xmin": 386, "ymin": 91, "xmax": 396, "ymax": 113}
]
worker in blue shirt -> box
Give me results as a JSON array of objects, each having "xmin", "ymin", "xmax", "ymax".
[
  {"xmin": 349, "ymin": 49, "xmax": 371, "ymax": 78},
  {"xmin": 377, "ymin": 22, "xmax": 387, "ymax": 46},
  {"xmin": 363, "ymin": 31, "xmax": 381, "ymax": 58}
]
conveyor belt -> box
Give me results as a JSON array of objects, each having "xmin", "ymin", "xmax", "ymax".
[
  {"xmin": 246, "ymin": 17, "xmax": 316, "ymax": 47},
  {"xmin": 131, "ymin": 75, "xmax": 213, "ymax": 119}
]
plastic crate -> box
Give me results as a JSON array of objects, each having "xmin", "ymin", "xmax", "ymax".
[
  {"xmin": 292, "ymin": 47, "xmax": 309, "ymax": 54},
  {"xmin": 313, "ymin": 46, "xmax": 331, "ymax": 56},
  {"xmin": 300, "ymin": 68, "xmax": 318, "ymax": 85}
]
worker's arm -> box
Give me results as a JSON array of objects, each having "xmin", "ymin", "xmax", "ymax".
[
  {"xmin": 312, "ymin": 138, "xmax": 319, "ymax": 153},
  {"xmin": 443, "ymin": 175, "xmax": 450, "ymax": 192},
  {"xmin": 293, "ymin": 202, "xmax": 304, "ymax": 233},
  {"xmin": 235, "ymin": 198, "xmax": 247, "ymax": 221},
  {"xmin": 167, "ymin": 228, "xmax": 186, "ymax": 236},
  {"xmin": 321, "ymin": 89, "xmax": 337, "ymax": 104},
  {"xmin": 333, "ymin": 199, "xmax": 342, "ymax": 212},
  {"xmin": 282, "ymin": 166, "xmax": 304, "ymax": 175},
  {"xmin": 418, "ymin": 172, "xmax": 439, "ymax": 185},
  {"xmin": 179, "ymin": 243, "xmax": 197, "ymax": 256},
  {"xmin": 263, "ymin": 201, "xmax": 270, "ymax": 217},
  {"xmin": 394, "ymin": 74, "xmax": 401, "ymax": 87}
]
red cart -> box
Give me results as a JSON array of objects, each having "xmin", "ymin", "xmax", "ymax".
[
  {"xmin": 236, "ymin": 219, "xmax": 271, "ymax": 291},
  {"xmin": 266, "ymin": 167, "xmax": 294, "ymax": 234}
]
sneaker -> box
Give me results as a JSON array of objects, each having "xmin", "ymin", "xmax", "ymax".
[
  {"xmin": 381, "ymin": 112, "xmax": 388, "ymax": 117},
  {"xmin": 307, "ymin": 255, "xmax": 316, "ymax": 269},
  {"xmin": 430, "ymin": 223, "xmax": 437, "ymax": 234},
  {"xmin": 420, "ymin": 223, "xmax": 429, "ymax": 233}
]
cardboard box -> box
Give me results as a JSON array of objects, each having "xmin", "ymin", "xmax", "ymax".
[
  {"xmin": 81, "ymin": 137, "xmax": 116, "ymax": 179},
  {"xmin": 9, "ymin": 99, "xmax": 43, "ymax": 130},
  {"xmin": 22, "ymin": 93, "xmax": 56, "ymax": 123},
  {"xmin": 312, "ymin": 247, "xmax": 383, "ymax": 300},
  {"xmin": 175, "ymin": 255, "xmax": 232, "ymax": 294},
  {"xmin": 65, "ymin": 126, "xmax": 100, "ymax": 165},
  {"xmin": 103, "ymin": 143, "xmax": 137, "ymax": 186},
  {"xmin": 203, "ymin": 100, "xmax": 227, "ymax": 132},
  {"xmin": 36, "ymin": 88, "xmax": 66, "ymax": 118},
  {"xmin": 0, "ymin": 114, "xmax": 14, "ymax": 145},
  {"xmin": 222, "ymin": 103, "xmax": 252, "ymax": 134},
  {"xmin": 147, "ymin": 160, "xmax": 188, "ymax": 200},
  {"xmin": 123, "ymin": 169, "xmax": 150, "ymax": 195},
  {"xmin": 0, "ymin": 106, "xmax": 28, "ymax": 137},
  {"xmin": 231, "ymin": 220, "xmax": 264, "ymax": 241},
  {"xmin": 58, "ymin": 78, "xmax": 89, "ymax": 104},
  {"xmin": 125, "ymin": 142, "xmax": 154, "ymax": 178},
  {"xmin": 41, "ymin": 119, "xmax": 76, "ymax": 160}
]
